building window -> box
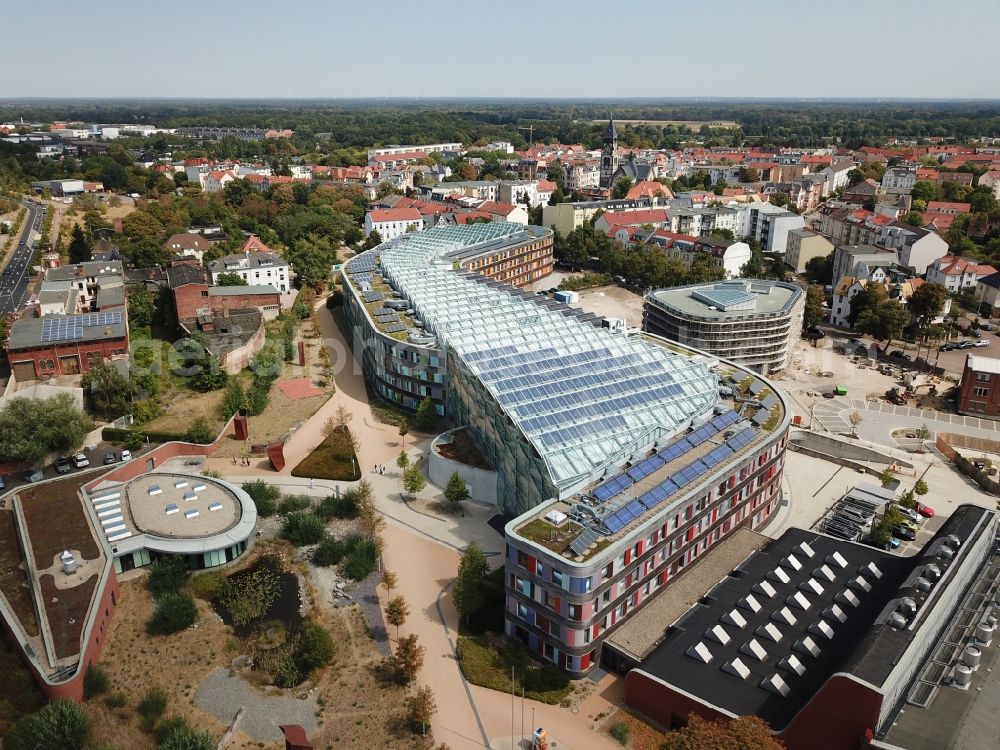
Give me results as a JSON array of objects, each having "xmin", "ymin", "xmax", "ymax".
[
  {"xmin": 974, "ymin": 387, "xmax": 989, "ymax": 397},
  {"xmin": 977, "ymin": 373, "xmax": 991, "ymax": 382}
]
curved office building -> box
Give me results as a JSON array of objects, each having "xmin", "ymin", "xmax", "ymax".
[
  {"xmin": 342, "ymin": 223, "xmax": 721, "ymax": 516},
  {"xmin": 643, "ymin": 280, "xmax": 804, "ymax": 375}
]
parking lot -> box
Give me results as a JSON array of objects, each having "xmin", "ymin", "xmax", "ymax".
[{"xmin": 0, "ymin": 442, "xmax": 141, "ymax": 494}]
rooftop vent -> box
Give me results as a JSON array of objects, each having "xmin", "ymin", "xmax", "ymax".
[
  {"xmin": 953, "ymin": 663, "xmax": 973, "ymax": 688},
  {"xmin": 740, "ymin": 639, "xmax": 768, "ymax": 662},
  {"xmin": 781, "ymin": 554, "xmax": 803, "ymax": 572},
  {"xmin": 793, "ymin": 636, "xmax": 821, "ymax": 658},
  {"xmin": 800, "ymin": 578, "xmax": 825, "ymax": 596},
  {"xmin": 808, "ymin": 620, "xmax": 836, "ymax": 640},
  {"xmin": 826, "ymin": 551, "xmax": 849, "ymax": 569},
  {"xmin": 944, "ymin": 534, "xmax": 962, "ymax": 550},
  {"xmin": 778, "ymin": 654, "xmax": 806, "ymax": 676},
  {"xmin": 722, "ymin": 609, "xmax": 748, "ymax": 628},
  {"xmin": 756, "ymin": 622, "xmax": 783, "ymax": 643},
  {"xmin": 772, "ymin": 607, "xmax": 797, "ymax": 626},
  {"xmin": 963, "ymin": 645, "xmax": 982, "ymax": 670},
  {"xmin": 761, "ymin": 674, "xmax": 791, "ymax": 697},
  {"xmin": 915, "ymin": 577, "xmax": 932, "ymax": 593},
  {"xmin": 975, "ymin": 622, "xmax": 995, "ymax": 647},
  {"xmin": 836, "ymin": 589, "xmax": 862, "ymax": 608},
  {"xmin": 861, "ymin": 561, "xmax": 883, "ymax": 580},
  {"xmin": 738, "ymin": 594, "xmax": 762, "ymax": 613},
  {"xmin": 813, "ymin": 565, "xmax": 836, "ymax": 583},
  {"xmin": 937, "ymin": 546, "xmax": 956, "ymax": 561},
  {"xmin": 787, "ymin": 591, "xmax": 812, "ymax": 611},
  {"xmin": 924, "ymin": 563, "xmax": 942, "ymax": 581},
  {"xmin": 767, "ymin": 567, "xmax": 791, "ymax": 585},
  {"xmin": 721, "ymin": 657, "xmax": 751, "ymax": 680},
  {"xmin": 686, "ymin": 641, "xmax": 713, "ymax": 664},
  {"xmin": 705, "ymin": 625, "xmax": 731, "ymax": 645},
  {"xmin": 898, "ymin": 597, "xmax": 918, "ymax": 617},
  {"xmin": 888, "ymin": 612, "xmax": 908, "ymax": 630},
  {"xmin": 823, "ymin": 604, "xmax": 847, "ymax": 624},
  {"xmin": 794, "ymin": 541, "xmax": 816, "ymax": 558},
  {"xmin": 848, "ymin": 575, "xmax": 872, "ymax": 593},
  {"xmin": 752, "ymin": 580, "xmax": 777, "ymax": 598},
  {"xmin": 60, "ymin": 550, "xmax": 77, "ymax": 575}
]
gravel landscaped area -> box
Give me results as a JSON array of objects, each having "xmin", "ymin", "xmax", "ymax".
[{"xmin": 194, "ymin": 668, "xmax": 319, "ymax": 741}]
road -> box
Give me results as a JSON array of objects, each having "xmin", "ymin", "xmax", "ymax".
[{"xmin": 0, "ymin": 199, "xmax": 43, "ymax": 315}]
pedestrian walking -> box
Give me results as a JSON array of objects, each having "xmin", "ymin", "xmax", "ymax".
[{"xmin": 309, "ymin": 478, "xmax": 315, "ymax": 490}]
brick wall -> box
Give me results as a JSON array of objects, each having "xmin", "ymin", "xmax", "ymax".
[
  {"xmin": 957, "ymin": 360, "xmax": 1000, "ymax": 417},
  {"xmin": 173, "ymin": 282, "xmax": 282, "ymax": 323},
  {"xmin": 8, "ymin": 336, "xmax": 129, "ymax": 379}
]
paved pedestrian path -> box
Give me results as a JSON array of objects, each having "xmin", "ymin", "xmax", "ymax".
[{"xmin": 812, "ymin": 397, "xmax": 1000, "ymax": 446}]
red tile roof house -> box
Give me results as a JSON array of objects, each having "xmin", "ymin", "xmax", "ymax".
[
  {"xmin": 593, "ymin": 208, "xmax": 669, "ymax": 233},
  {"xmin": 925, "ymin": 256, "xmax": 997, "ymax": 294},
  {"xmin": 162, "ymin": 233, "xmax": 212, "ymax": 261},
  {"xmin": 363, "ymin": 207, "xmax": 424, "ymax": 241},
  {"xmin": 478, "ymin": 201, "xmax": 529, "ymax": 225}
]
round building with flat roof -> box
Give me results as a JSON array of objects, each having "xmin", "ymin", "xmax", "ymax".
[
  {"xmin": 86, "ymin": 472, "xmax": 257, "ymax": 573},
  {"xmin": 643, "ymin": 280, "xmax": 804, "ymax": 375}
]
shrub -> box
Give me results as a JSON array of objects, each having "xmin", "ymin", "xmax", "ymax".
[
  {"xmin": 147, "ymin": 557, "xmax": 190, "ymax": 599},
  {"xmin": 242, "ymin": 480, "xmax": 280, "ymax": 517},
  {"xmin": 137, "ymin": 686, "xmax": 168, "ymax": 727},
  {"xmin": 156, "ymin": 716, "xmax": 213, "ymax": 750},
  {"xmin": 146, "ymin": 592, "xmax": 197, "ymax": 635},
  {"xmin": 299, "ymin": 620, "xmax": 335, "ymax": 671},
  {"xmin": 187, "ymin": 571, "xmax": 226, "ymax": 601},
  {"xmin": 220, "ymin": 377, "xmax": 246, "ymax": 420},
  {"xmin": 83, "ymin": 664, "xmax": 110, "ymax": 700},
  {"xmin": 3, "ymin": 699, "xmax": 90, "ymax": 750},
  {"xmin": 312, "ymin": 536, "xmax": 347, "ymax": 567},
  {"xmin": 456, "ymin": 636, "xmax": 571, "ymax": 704},
  {"xmin": 130, "ymin": 398, "xmax": 162, "ymax": 424},
  {"xmin": 103, "ymin": 690, "xmax": 127, "ymax": 709},
  {"xmin": 281, "ymin": 511, "xmax": 326, "ymax": 546},
  {"xmin": 344, "ymin": 536, "xmax": 380, "ymax": 581},
  {"xmin": 278, "ymin": 494, "xmax": 312, "ymax": 515},
  {"xmin": 185, "ymin": 417, "xmax": 216, "ymax": 444},
  {"xmin": 610, "ymin": 722, "xmax": 630, "ymax": 745},
  {"xmin": 315, "ymin": 491, "xmax": 357, "ymax": 521}
]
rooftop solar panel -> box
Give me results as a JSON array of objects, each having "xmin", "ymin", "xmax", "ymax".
[
  {"xmin": 603, "ymin": 515, "xmax": 625, "ymax": 534},
  {"xmin": 627, "ymin": 454, "xmax": 666, "ymax": 481},
  {"xmin": 383, "ymin": 322, "xmax": 407, "ymax": 334}
]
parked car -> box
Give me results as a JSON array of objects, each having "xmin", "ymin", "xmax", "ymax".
[
  {"xmin": 22, "ymin": 469, "xmax": 43, "ymax": 483},
  {"xmin": 939, "ymin": 342, "xmax": 957, "ymax": 351},
  {"xmin": 54, "ymin": 457, "xmax": 72, "ymax": 474},
  {"xmin": 72, "ymin": 453, "xmax": 90, "ymax": 468},
  {"xmin": 916, "ymin": 502, "xmax": 935, "ymax": 518},
  {"xmin": 973, "ymin": 339, "xmax": 990, "ymax": 348},
  {"xmin": 899, "ymin": 507, "xmax": 921, "ymax": 524},
  {"xmin": 888, "ymin": 350, "xmax": 912, "ymax": 362},
  {"xmin": 957, "ymin": 340, "xmax": 977, "ymax": 350},
  {"xmin": 980, "ymin": 323, "xmax": 994, "ymax": 331},
  {"xmin": 119, "ymin": 449, "xmax": 132, "ymax": 462},
  {"xmin": 891, "ymin": 525, "xmax": 917, "ymax": 541},
  {"xmin": 103, "ymin": 452, "xmax": 117, "ymax": 465},
  {"xmin": 805, "ymin": 326, "xmax": 826, "ymax": 339}
]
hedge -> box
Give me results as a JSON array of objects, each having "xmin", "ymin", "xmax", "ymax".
[
  {"xmin": 456, "ymin": 635, "xmax": 571, "ymax": 704},
  {"xmin": 102, "ymin": 426, "xmax": 214, "ymax": 445}
]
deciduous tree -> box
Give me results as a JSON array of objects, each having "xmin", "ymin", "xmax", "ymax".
[
  {"xmin": 394, "ymin": 633, "xmax": 425, "ymax": 683},
  {"xmin": 453, "ymin": 543, "xmax": 490, "ymax": 624},
  {"xmin": 385, "ymin": 595, "xmax": 409, "ymax": 641}
]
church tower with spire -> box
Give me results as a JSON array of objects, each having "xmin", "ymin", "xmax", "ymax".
[{"xmin": 599, "ymin": 113, "xmax": 619, "ymax": 189}]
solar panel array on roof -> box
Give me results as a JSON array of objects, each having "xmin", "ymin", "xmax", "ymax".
[
  {"xmin": 569, "ymin": 527, "xmax": 601, "ymax": 557},
  {"xmin": 40, "ymin": 312, "xmax": 123, "ymax": 343},
  {"xmin": 375, "ymin": 313, "xmax": 400, "ymax": 324},
  {"xmin": 363, "ymin": 291, "xmax": 384, "ymax": 303},
  {"xmin": 383, "ymin": 322, "xmax": 407, "ymax": 334},
  {"xmin": 593, "ymin": 474, "xmax": 633, "ymax": 502},
  {"xmin": 627, "ymin": 454, "xmax": 666, "ymax": 481},
  {"xmin": 366, "ymin": 223, "xmax": 719, "ymax": 490},
  {"xmin": 346, "ymin": 253, "xmax": 378, "ymax": 274},
  {"xmin": 352, "ymin": 273, "xmax": 374, "ymax": 285}
]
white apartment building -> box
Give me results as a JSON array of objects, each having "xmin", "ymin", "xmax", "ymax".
[
  {"xmin": 925, "ymin": 256, "xmax": 997, "ymax": 293},
  {"xmin": 881, "ymin": 167, "xmax": 917, "ymax": 193},
  {"xmin": 207, "ymin": 252, "xmax": 290, "ymax": 292},
  {"xmin": 363, "ymin": 208, "xmax": 425, "ymax": 241}
]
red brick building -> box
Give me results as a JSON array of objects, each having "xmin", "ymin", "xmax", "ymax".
[
  {"xmin": 167, "ymin": 263, "xmax": 282, "ymax": 323},
  {"xmin": 6, "ymin": 311, "xmax": 129, "ymax": 380},
  {"xmin": 957, "ymin": 353, "xmax": 1000, "ymax": 417}
]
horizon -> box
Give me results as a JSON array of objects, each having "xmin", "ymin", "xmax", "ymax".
[{"xmin": 2, "ymin": 0, "xmax": 998, "ymax": 99}]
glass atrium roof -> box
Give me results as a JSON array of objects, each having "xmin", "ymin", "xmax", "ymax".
[{"xmin": 366, "ymin": 223, "xmax": 718, "ymax": 493}]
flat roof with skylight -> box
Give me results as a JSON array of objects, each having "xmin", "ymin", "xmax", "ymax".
[{"xmin": 649, "ymin": 280, "xmax": 803, "ymax": 320}]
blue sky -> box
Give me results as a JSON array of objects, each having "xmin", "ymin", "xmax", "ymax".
[{"xmin": 3, "ymin": 0, "xmax": 998, "ymax": 98}]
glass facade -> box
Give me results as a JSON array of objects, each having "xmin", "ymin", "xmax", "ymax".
[{"xmin": 343, "ymin": 223, "xmax": 719, "ymax": 515}]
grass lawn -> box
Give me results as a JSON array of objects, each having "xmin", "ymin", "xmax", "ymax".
[
  {"xmin": 291, "ymin": 425, "xmax": 362, "ymax": 480},
  {"xmin": 456, "ymin": 634, "xmax": 572, "ymax": 705},
  {"xmin": 516, "ymin": 518, "xmax": 582, "ymax": 555}
]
